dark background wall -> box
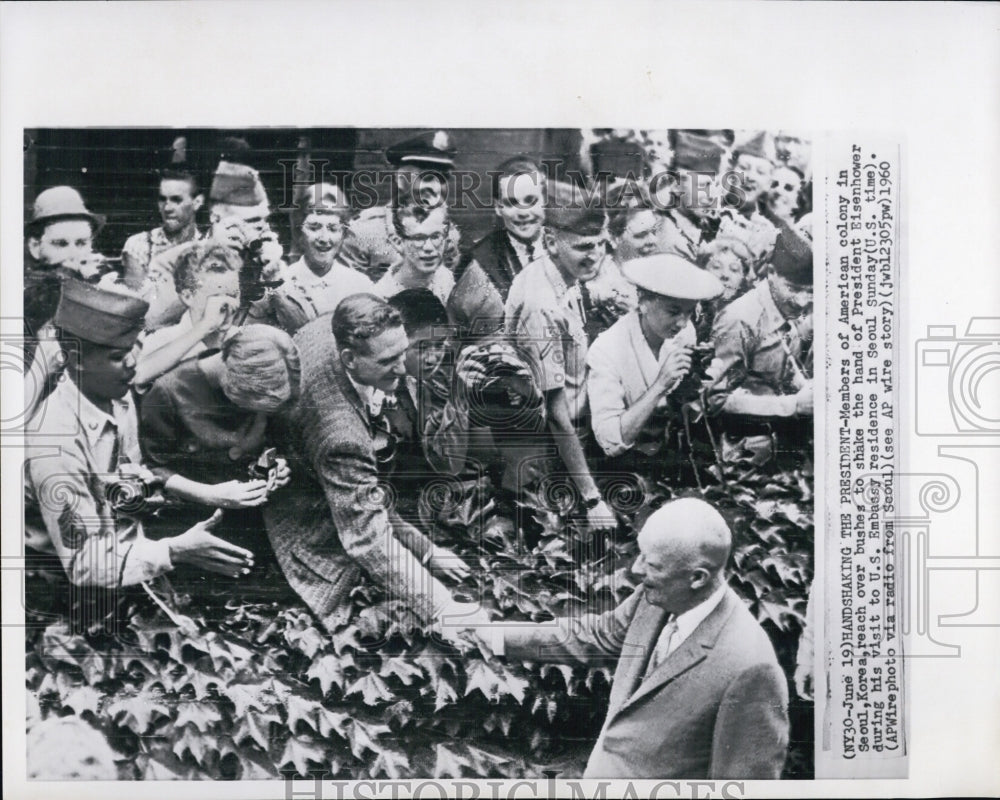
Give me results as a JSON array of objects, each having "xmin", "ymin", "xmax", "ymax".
[{"xmin": 24, "ymin": 128, "xmax": 585, "ymax": 258}]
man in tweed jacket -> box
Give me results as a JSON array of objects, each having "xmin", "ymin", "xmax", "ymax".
[{"xmin": 264, "ymin": 294, "xmax": 476, "ymax": 633}]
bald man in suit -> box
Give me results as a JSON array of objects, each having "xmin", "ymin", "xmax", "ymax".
[{"xmin": 459, "ymin": 498, "xmax": 789, "ymax": 779}]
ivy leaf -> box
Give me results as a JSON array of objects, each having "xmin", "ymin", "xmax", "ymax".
[
  {"xmin": 431, "ymin": 675, "xmax": 459, "ymax": 712},
  {"xmin": 344, "ymin": 672, "xmax": 394, "ymax": 706},
  {"xmin": 465, "ymin": 742, "xmax": 513, "ymax": 776},
  {"xmin": 285, "ymin": 624, "xmax": 326, "ymax": 660},
  {"xmin": 174, "ymin": 701, "xmax": 222, "ymax": 733},
  {"xmin": 378, "ymin": 657, "xmax": 425, "ymax": 686},
  {"xmin": 172, "ymin": 723, "xmax": 209, "ymax": 764},
  {"xmin": 236, "ymin": 747, "xmax": 282, "ymax": 779},
  {"xmin": 464, "ymin": 659, "xmax": 504, "ymax": 703},
  {"xmin": 233, "ymin": 708, "xmax": 280, "ymax": 751},
  {"xmin": 140, "ymin": 750, "xmax": 204, "ymax": 780},
  {"xmin": 279, "ymin": 734, "xmax": 329, "ymax": 778},
  {"xmin": 224, "ymin": 682, "xmax": 266, "ymax": 717},
  {"xmin": 370, "ymin": 747, "xmax": 411, "ymax": 779},
  {"xmin": 584, "ymin": 667, "xmax": 612, "ymax": 693},
  {"xmin": 330, "ymin": 624, "xmax": 363, "ymax": 656},
  {"xmin": 60, "ymin": 685, "xmax": 102, "ymax": 717},
  {"xmin": 107, "ymin": 692, "xmax": 172, "ymax": 735},
  {"xmin": 346, "ymin": 719, "xmax": 391, "ymax": 760},
  {"xmin": 174, "ymin": 667, "xmax": 220, "ymax": 700},
  {"xmin": 286, "ymin": 692, "xmax": 319, "ymax": 734},
  {"xmin": 306, "ymin": 654, "xmax": 347, "ymax": 697},
  {"xmin": 482, "ymin": 710, "xmax": 514, "ymax": 736},
  {"xmin": 433, "ymin": 742, "xmax": 472, "ymax": 778},
  {"xmin": 540, "ymin": 663, "xmax": 575, "ymax": 693},
  {"xmin": 315, "ymin": 706, "xmax": 350, "ymax": 741}
]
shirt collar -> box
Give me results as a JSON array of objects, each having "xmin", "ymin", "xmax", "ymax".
[
  {"xmin": 507, "ymin": 232, "xmax": 540, "ymax": 263},
  {"xmin": 672, "ymin": 582, "xmax": 728, "ymax": 643},
  {"xmin": 756, "ymin": 278, "xmax": 791, "ymax": 332},
  {"xmin": 541, "ymin": 255, "xmax": 576, "ymax": 302},
  {"xmin": 346, "ymin": 370, "xmax": 386, "ymax": 418},
  {"xmin": 59, "ymin": 375, "xmax": 129, "ymax": 447}
]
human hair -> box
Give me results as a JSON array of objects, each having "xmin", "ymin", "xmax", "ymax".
[
  {"xmin": 391, "ymin": 202, "xmax": 448, "ymax": 238},
  {"xmin": 386, "ymin": 288, "xmax": 448, "ymax": 336},
  {"xmin": 331, "ymin": 293, "xmax": 403, "ymax": 352},
  {"xmin": 159, "ymin": 168, "xmax": 201, "ymax": 197},
  {"xmin": 606, "ymin": 180, "xmax": 655, "ymax": 239},
  {"xmin": 491, "ymin": 156, "xmax": 545, "ymax": 202},
  {"xmin": 172, "ymin": 240, "xmax": 242, "ymax": 295}
]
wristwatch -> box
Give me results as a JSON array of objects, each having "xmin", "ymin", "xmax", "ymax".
[{"xmin": 582, "ymin": 494, "xmax": 603, "ymax": 511}]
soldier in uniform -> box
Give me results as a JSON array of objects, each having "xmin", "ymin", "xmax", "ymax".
[
  {"xmin": 705, "ymin": 222, "xmax": 813, "ymax": 458},
  {"xmin": 23, "ymin": 278, "xmax": 254, "ymax": 631},
  {"xmin": 654, "ymin": 132, "xmax": 728, "ymax": 261},
  {"xmin": 503, "ymin": 181, "xmax": 616, "ymax": 533},
  {"xmin": 716, "ymin": 131, "xmax": 780, "ymax": 276},
  {"xmin": 337, "ymin": 130, "xmax": 462, "ymax": 283}
]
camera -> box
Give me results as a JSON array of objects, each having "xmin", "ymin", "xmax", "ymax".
[
  {"xmin": 235, "ymin": 238, "xmax": 284, "ymax": 323},
  {"xmin": 670, "ymin": 341, "xmax": 716, "ymax": 407},
  {"xmin": 248, "ymin": 447, "xmax": 279, "ymax": 489},
  {"xmin": 915, "ymin": 318, "xmax": 1000, "ymax": 435},
  {"xmin": 105, "ymin": 473, "xmax": 165, "ymax": 518}
]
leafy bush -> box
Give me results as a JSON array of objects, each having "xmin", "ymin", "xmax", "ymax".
[{"xmin": 25, "ymin": 454, "xmax": 813, "ymax": 780}]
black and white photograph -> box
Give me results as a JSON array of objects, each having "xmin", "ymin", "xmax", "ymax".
[
  {"xmin": 3, "ymin": 3, "xmax": 999, "ymax": 798},
  {"xmin": 20, "ymin": 126, "xmax": 815, "ymax": 781}
]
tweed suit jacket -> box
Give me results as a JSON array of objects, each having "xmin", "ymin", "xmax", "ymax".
[
  {"xmin": 504, "ymin": 586, "xmax": 789, "ymax": 779},
  {"xmin": 263, "ymin": 314, "xmax": 451, "ymax": 632}
]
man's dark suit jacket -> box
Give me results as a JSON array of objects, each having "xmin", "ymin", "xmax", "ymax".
[
  {"xmin": 448, "ymin": 227, "xmax": 524, "ymax": 339},
  {"xmin": 263, "ymin": 314, "xmax": 450, "ymax": 632},
  {"xmin": 504, "ymin": 586, "xmax": 789, "ymax": 779}
]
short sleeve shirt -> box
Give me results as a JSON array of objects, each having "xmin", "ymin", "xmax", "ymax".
[{"xmin": 504, "ymin": 256, "xmax": 589, "ymax": 421}]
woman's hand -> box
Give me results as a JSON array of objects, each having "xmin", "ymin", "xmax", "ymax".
[
  {"xmin": 208, "ymin": 479, "xmax": 270, "ymax": 509},
  {"xmin": 271, "ymin": 457, "xmax": 291, "ymax": 491}
]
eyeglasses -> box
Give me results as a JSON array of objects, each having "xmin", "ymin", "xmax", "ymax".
[{"xmin": 401, "ymin": 230, "xmax": 447, "ymax": 246}]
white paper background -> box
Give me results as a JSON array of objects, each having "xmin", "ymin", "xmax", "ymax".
[{"xmin": 2, "ymin": 1, "xmax": 998, "ymax": 797}]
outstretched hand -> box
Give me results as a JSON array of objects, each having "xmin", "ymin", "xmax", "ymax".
[{"xmin": 169, "ymin": 509, "xmax": 255, "ymax": 578}]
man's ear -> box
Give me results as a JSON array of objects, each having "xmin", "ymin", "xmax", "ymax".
[
  {"xmin": 193, "ymin": 194, "xmax": 205, "ymax": 212},
  {"xmin": 178, "ymin": 287, "xmax": 196, "ymax": 309},
  {"xmin": 340, "ymin": 347, "xmax": 356, "ymax": 371},
  {"xmin": 690, "ymin": 567, "xmax": 712, "ymax": 591},
  {"xmin": 27, "ymin": 237, "xmax": 41, "ymax": 261},
  {"xmin": 542, "ymin": 228, "xmax": 557, "ymax": 256}
]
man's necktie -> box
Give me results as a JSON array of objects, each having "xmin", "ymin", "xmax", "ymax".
[
  {"xmin": 524, "ymin": 241, "xmax": 535, "ymax": 263},
  {"xmin": 644, "ymin": 618, "xmax": 679, "ymax": 678}
]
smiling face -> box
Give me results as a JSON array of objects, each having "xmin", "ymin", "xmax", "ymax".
[
  {"xmin": 495, "ymin": 172, "xmax": 545, "ymax": 242},
  {"xmin": 766, "ymin": 166, "xmax": 803, "ymax": 221},
  {"xmin": 403, "ymin": 324, "xmax": 449, "ymax": 380},
  {"xmin": 301, "ymin": 210, "xmax": 346, "ymax": 272},
  {"xmin": 544, "ymin": 227, "xmax": 607, "ymax": 284},
  {"xmin": 28, "ymin": 219, "xmax": 94, "ymax": 269},
  {"xmin": 158, "ymin": 178, "xmax": 203, "ymax": 235},
  {"xmin": 398, "ymin": 206, "xmax": 449, "ymax": 276},
  {"xmin": 341, "ymin": 325, "xmax": 409, "ymax": 394},
  {"xmin": 734, "ymin": 153, "xmax": 773, "ymax": 208},
  {"xmin": 768, "ymin": 271, "xmax": 813, "ymax": 319}
]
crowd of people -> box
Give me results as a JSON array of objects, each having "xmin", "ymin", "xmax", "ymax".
[{"xmin": 22, "ymin": 128, "xmax": 813, "ymax": 780}]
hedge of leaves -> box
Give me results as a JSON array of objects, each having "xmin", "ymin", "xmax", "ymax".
[{"xmin": 25, "ymin": 450, "xmax": 813, "ymax": 781}]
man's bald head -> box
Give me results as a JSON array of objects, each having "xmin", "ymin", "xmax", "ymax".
[{"xmin": 634, "ymin": 498, "xmax": 732, "ymax": 613}]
